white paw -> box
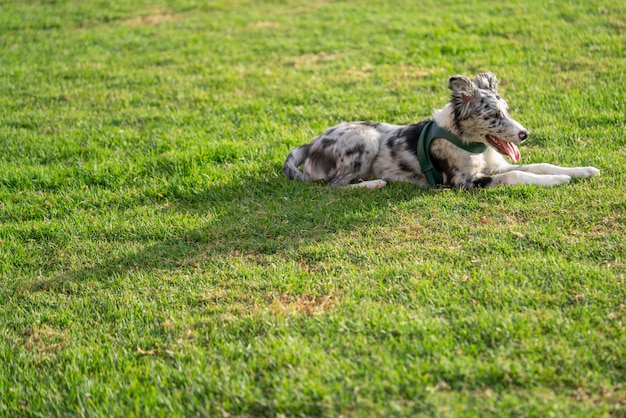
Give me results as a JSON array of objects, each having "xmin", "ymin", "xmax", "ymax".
[
  {"xmin": 543, "ymin": 174, "xmax": 572, "ymax": 186},
  {"xmin": 346, "ymin": 179, "xmax": 387, "ymax": 189},
  {"xmin": 570, "ymin": 166, "xmax": 600, "ymax": 178},
  {"xmin": 365, "ymin": 179, "xmax": 387, "ymax": 189}
]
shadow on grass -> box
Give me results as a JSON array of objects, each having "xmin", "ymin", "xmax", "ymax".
[{"xmin": 32, "ymin": 175, "xmax": 434, "ymax": 290}]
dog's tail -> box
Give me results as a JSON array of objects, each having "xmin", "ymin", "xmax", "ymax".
[{"xmin": 283, "ymin": 144, "xmax": 311, "ymax": 181}]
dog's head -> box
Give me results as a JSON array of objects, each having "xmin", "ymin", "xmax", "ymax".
[{"xmin": 448, "ymin": 72, "xmax": 527, "ymax": 162}]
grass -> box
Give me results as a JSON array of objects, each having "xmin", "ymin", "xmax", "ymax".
[{"xmin": 1, "ymin": 0, "xmax": 625, "ymax": 416}]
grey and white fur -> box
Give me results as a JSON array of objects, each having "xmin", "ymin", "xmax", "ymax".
[{"xmin": 284, "ymin": 72, "xmax": 599, "ymax": 189}]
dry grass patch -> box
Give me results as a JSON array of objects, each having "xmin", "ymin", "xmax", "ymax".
[
  {"xmin": 251, "ymin": 21, "xmax": 281, "ymax": 29},
  {"xmin": 124, "ymin": 9, "xmax": 180, "ymax": 25},
  {"xmin": 269, "ymin": 292, "xmax": 336, "ymax": 317},
  {"xmin": 287, "ymin": 52, "xmax": 344, "ymax": 68},
  {"xmin": 21, "ymin": 325, "xmax": 67, "ymax": 359}
]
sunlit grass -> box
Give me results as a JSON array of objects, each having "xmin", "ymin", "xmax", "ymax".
[{"xmin": 1, "ymin": 0, "xmax": 624, "ymax": 416}]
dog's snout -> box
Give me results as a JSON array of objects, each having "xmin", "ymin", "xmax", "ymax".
[{"xmin": 518, "ymin": 130, "xmax": 529, "ymax": 142}]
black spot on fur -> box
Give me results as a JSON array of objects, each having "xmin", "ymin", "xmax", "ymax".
[
  {"xmin": 452, "ymin": 104, "xmax": 465, "ymax": 135},
  {"xmin": 346, "ymin": 144, "xmax": 365, "ymax": 156},
  {"xmin": 402, "ymin": 119, "xmax": 431, "ymax": 154},
  {"xmin": 399, "ymin": 161, "xmax": 414, "ymax": 173},
  {"xmin": 386, "ymin": 136, "xmax": 399, "ymax": 159},
  {"xmin": 472, "ymin": 176, "xmax": 493, "ymax": 188},
  {"xmin": 430, "ymin": 153, "xmax": 450, "ymax": 176},
  {"xmin": 430, "ymin": 154, "xmax": 459, "ymax": 187},
  {"xmin": 359, "ymin": 121, "xmax": 379, "ymax": 128},
  {"xmin": 321, "ymin": 136, "xmax": 336, "ymax": 148},
  {"xmin": 352, "ymin": 161, "xmax": 362, "ymax": 172},
  {"xmin": 308, "ymin": 150, "xmax": 335, "ymax": 176}
]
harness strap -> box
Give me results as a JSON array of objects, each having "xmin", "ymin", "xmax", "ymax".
[{"xmin": 417, "ymin": 122, "xmax": 487, "ymax": 186}]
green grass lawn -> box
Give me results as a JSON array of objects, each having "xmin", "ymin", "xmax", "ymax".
[{"xmin": 1, "ymin": 0, "xmax": 625, "ymax": 416}]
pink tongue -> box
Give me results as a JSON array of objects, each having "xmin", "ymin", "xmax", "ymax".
[{"xmin": 501, "ymin": 141, "xmax": 521, "ymax": 163}]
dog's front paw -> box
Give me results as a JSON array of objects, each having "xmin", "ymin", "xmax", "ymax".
[{"xmin": 571, "ymin": 166, "xmax": 600, "ymax": 178}]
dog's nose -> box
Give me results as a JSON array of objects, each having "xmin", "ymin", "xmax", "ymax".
[{"xmin": 518, "ymin": 130, "xmax": 529, "ymax": 142}]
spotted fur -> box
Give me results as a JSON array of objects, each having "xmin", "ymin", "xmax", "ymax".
[{"xmin": 284, "ymin": 72, "xmax": 600, "ymax": 189}]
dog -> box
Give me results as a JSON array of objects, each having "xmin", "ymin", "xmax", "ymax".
[{"xmin": 283, "ymin": 72, "xmax": 599, "ymax": 189}]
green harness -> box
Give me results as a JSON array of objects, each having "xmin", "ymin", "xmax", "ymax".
[{"xmin": 417, "ymin": 121, "xmax": 487, "ymax": 186}]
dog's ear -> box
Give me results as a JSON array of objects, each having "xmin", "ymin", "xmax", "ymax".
[
  {"xmin": 474, "ymin": 72, "xmax": 498, "ymax": 91},
  {"xmin": 448, "ymin": 75, "xmax": 478, "ymax": 105}
]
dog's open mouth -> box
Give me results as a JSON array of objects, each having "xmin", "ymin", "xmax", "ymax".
[{"xmin": 485, "ymin": 135, "xmax": 521, "ymax": 163}]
